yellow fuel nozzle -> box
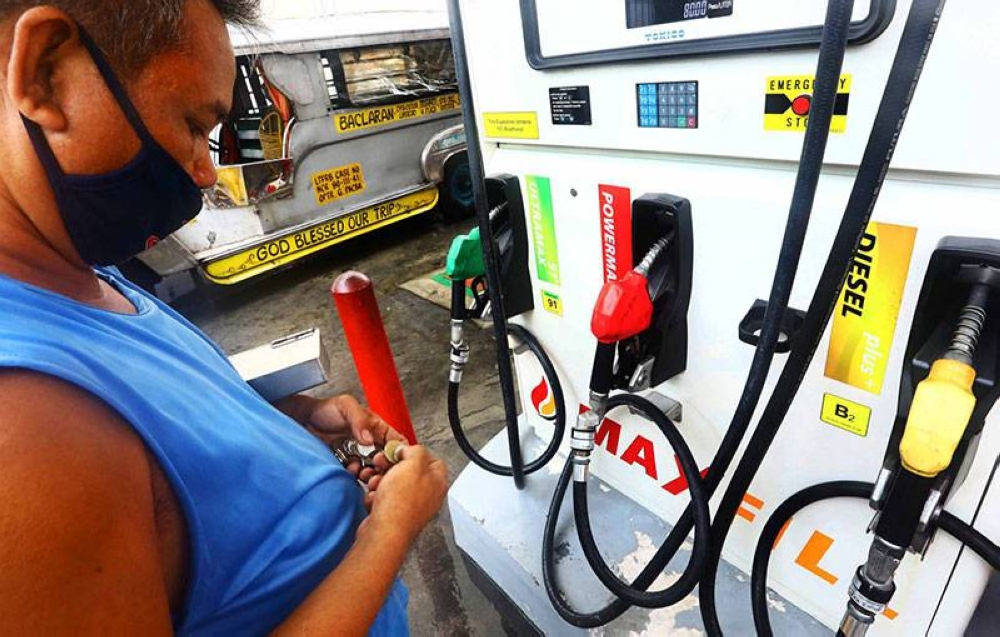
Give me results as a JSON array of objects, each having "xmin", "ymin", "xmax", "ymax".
[
  {"xmin": 899, "ymin": 287, "xmax": 988, "ymax": 478},
  {"xmin": 898, "ymin": 358, "xmax": 977, "ymax": 478}
]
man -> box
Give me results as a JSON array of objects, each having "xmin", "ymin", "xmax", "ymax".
[{"xmin": 0, "ymin": 1, "xmax": 448, "ymax": 634}]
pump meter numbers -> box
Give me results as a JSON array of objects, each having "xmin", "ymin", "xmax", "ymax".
[{"xmin": 637, "ymin": 81, "xmax": 698, "ymax": 129}]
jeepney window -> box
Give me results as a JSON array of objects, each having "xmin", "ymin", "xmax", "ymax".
[
  {"xmin": 233, "ymin": 55, "xmax": 273, "ymax": 119},
  {"xmin": 327, "ymin": 38, "xmax": 457, "ymax": 107}
]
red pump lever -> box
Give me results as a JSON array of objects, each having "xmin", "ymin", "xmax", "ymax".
[{"xmin": 590, "ymin": 270, "xmax": 654, "ymax": 344}]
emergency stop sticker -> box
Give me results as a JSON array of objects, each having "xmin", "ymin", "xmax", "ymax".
[
  {"xmin": 825, "ymin": 222, "xmax": 917, "ymax": 395},
  {"xmin": 764, "ymin": 74, "xmax": 852, "ymax": 133},
  {"xmin": 821, "ymin": 393, "xmax": 872, "ymax": 437},
  {"xmin": 312, "ymin": 163, "xmax": 366, "ymax": 206}
]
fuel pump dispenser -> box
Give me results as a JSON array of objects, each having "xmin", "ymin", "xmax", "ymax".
[{"xmin": 445, "ymin": 0, "xmax": 1000, "ymax": 634}]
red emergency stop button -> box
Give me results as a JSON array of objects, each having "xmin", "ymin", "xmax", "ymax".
[{"xmin": 791, "ymin": 95, "xmax": 812, "ymax": 117}]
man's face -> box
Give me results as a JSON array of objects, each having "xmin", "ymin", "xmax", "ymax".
[
  {"xmin": 0, "ymin": 0, "xmax": 238, "ymax": 269},
  {"xmin": 109, "ymin": 0, "xmax": 237, "ymax": 189}
]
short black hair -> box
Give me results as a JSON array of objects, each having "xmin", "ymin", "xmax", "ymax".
[{"xmin": 2, "ymin": 1, "xmax": 260, "ymax": 73}]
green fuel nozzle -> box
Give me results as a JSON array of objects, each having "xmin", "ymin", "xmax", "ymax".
[{"xmin": 446, "ymin": 228, "xmax": 486, "ymax": 281}]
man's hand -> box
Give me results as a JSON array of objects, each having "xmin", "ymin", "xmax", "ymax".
[
  {"xmin": 275, "ymin": 394, "xmax": 407, "ymax": 485},
  {"xmin": 360, "ymin": 445, "xmax": 449, "ymax": 541}
]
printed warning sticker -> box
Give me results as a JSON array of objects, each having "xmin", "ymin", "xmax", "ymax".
[
  {"xmin": 312, "ymin": 163, "xmax": 366, "ymax": 206},
  {"xmin": 483, "ymin": 112, "xmax": 540, "ymax": 140},
  {"xmin": 825, "ymin": 222, "xmax": 917, "ymax": 395},
  {"xmin": 525, "ymin": 175, "xmax": 561, "ymax": 286},
  {"xmin": 821, "ymin": 393, "xmax": 872, "ymax": 437},
  {"xmin": 764, "ymin": 74, "xmax": 852, "ymax": 133}
]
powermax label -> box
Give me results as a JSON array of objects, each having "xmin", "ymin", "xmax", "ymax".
[
  {"xmin": 825, "ymin": 222, "xmax": 917, "ymax": 395},
  {"xmin": 598, "ymin": 185, "xmax": 633, "ymax": 282},
  {"xmin": 525, "ymin": 176, "xmax": 561, "ymax": 286},
  {"xmin": 764, "ymin": 74, "xmax": 852, "ymax": 133}
]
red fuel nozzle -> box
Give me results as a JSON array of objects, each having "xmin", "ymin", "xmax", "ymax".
[{"xmin": 590, "ymin": 270, "xmax": 654, "ymax": 344}]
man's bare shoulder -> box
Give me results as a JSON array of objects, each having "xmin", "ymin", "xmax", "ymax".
[
  {"xmin": 0, "ymin": 368, "xmax": 146, "ymax": 463},
  {"xmin": 0, "ymin": 369, "xmax": 172, "ymax": 633}
]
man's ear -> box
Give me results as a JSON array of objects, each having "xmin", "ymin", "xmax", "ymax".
[{"xmin": 7, "ymin": 7, "xmax": 79, "ymax": 132}]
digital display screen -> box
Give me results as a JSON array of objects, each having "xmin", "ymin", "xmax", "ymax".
[{"xmin": 626, "ymin": 0, "xmax": 734, "ymax": 29}]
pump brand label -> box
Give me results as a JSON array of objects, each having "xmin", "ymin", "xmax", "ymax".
[
  {"xmin": 311, "ymin": 163, "xmax": 366, "ymax": 206},
  {"xmin": 598, "ymin": 185, "xmax": 633, "ymax": 282},
  {"xmin": 333, "ymin": 94, "xmax": 460, "ymax": 134},
  {"xmin": 764, "ymin": 74, "xmax": 852, "ymax": 133},
  {"xmin": 525, "ymin": 176, "xmax": 561, "ymax": 285},
  {"xmin": 825, "ymin": 222, "xmax": 917, "ymax": 395},
  {"xmin": 530, "ymin": 377, "xmax": 558, "ymax": 421}
]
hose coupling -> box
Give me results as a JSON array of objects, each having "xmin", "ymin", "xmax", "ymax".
[
  {"xmin": 450, "ymin": 330, "xmax": 470, "ymax": 384},
  {"xmin": 450, "ymin": 319, "xmax": 465, "ymax": 348},
  {"xmin": 840, "ymin": 535, "xmax": 903, "ymax": 635},
  {"xmin": 589, "ymin": 391, "xmax": 610, "ymax": 420},
  {"xmin": 571, "ymin": 410, "xmax": 601, "ymax": 482}
]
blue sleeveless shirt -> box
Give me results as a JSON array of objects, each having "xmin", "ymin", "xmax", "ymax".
[{"xmin": 0, "ymin": 268, "xmax": 409, "ymax": 636}]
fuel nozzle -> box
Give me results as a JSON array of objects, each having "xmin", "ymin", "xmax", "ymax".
[
  {"xmin": 840, "ymin": 284, "xmax": 991, "ymax": 637},
  {"xmin": 446, "ymin": 220, "xmax": 493, "ymax": 384},
  {"xmin": 590, "ymin": 235, "xmax": 673, "ymax": 345},
  {"xmin": 573, "ymin": 238, "xmax": 674, "ymax": 482},
  {"xmin": 898, "ymin": 284, "xmax": 988, "ymax": 478}
]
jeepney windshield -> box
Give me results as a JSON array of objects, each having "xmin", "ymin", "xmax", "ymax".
[{"xmin": 325, "ymin": 39, "xmax": 457, "ymax": 107}]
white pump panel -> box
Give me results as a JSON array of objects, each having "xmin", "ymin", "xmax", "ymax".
[{"xmin": 454, "ymin": 1, "xmax": 1000, "ymax": 634}]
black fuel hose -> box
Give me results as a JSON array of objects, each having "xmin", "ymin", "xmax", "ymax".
[
  {"xmin": 751, "ymin": 481, "xmax": 1000, "ymax": 637},
  {"xmin": 699, "ymin": 2, "xmax": 949, "ymax": 634},
  {"xmin": 572, "ymin": 394, "xmax": 712, "ymax": 607},
  {"xmin": 447, "ymin": 0, "xmax": 527, "ymax": 488},
  {"xmin": 448, "ymin": 321, "xmax": 567, "ymax": 477},
  {"xmin": 538, "ymin": 0, "xmax": 854, "ymax": 626}
]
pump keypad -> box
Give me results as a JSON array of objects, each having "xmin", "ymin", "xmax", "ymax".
[{"xmin": 637, "ymin": 81, "xmax": 699, "ymax": 129}]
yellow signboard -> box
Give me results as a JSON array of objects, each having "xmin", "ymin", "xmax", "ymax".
[
  {"xmin": 333, "ymin": 94, "xmax": 461, "ymax": 134},
  {"xmin": 312, "ymin": 163, "xmax": 366, "ymax": 206},
  {"xmin": 764, "ymin": 74, "xmax": 852, "ymax": 134},
  {"xmin": 825, "ymin": 222, "xmax": 917, "ymax": 395},
  {"xmin": 205, "ymin": 188, "xmax": 439, "ymax": 285},
  {"xmin": 483, "ymin": 112, "xmax": 540, "ymax": 140},
  {"xmin": 821, "ymin": 393, "xmax": 872, "ymax": 437}
]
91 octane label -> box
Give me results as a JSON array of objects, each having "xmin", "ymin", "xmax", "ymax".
[{"xmin": 541, "ymin": 290, "xmax": 563, "ymax": 317}]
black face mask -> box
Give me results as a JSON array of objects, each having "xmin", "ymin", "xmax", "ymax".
[{"xmin": 21, "ymin": 27, "xmax": 204, "ymax": 266}]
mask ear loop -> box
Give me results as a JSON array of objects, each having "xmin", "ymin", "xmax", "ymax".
[{"xmin": 75, "ymin": 25, "xmax": 158, "ymax": 149}]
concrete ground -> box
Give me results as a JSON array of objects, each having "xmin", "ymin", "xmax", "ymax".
[{"xmin": 173, "ymin": 211, "xmax": 516, "ymax": 636}]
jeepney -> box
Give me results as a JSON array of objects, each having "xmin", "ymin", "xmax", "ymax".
[{"xmin": 137, "ymin": 8, "xmax": 469, "ymax": 288}]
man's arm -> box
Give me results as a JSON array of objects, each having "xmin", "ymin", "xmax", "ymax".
[
  {"xmin": 272, "ymin": 445, "xmax": 448, "ymax": 636},
  {"xmin": 0, "ymin": 370, "xmax": 173, "ymax": 635}
]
